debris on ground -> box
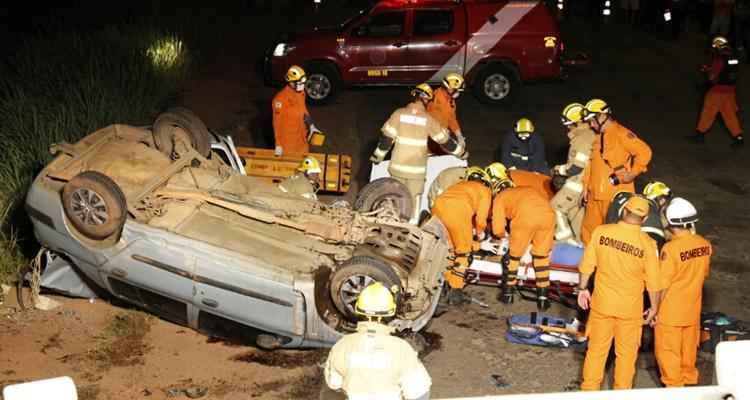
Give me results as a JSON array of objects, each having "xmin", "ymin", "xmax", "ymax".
[
  {"xmin": 33, "ymin": 295, "xmax": 61, "ymax": 311},
  {"xmin": 490, "ymin": 374, "xmax": 511, "ymax": 389}
]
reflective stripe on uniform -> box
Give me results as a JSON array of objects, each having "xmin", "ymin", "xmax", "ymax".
[
  {"xmin": 383, "ymin": 123, "xmax": 398, "ymax": 138},
  {"xmin": 278, "ymin": 185, "xmax": 288, "ymax": 193},
  {"xmin": 510, "ymin": 152, "xmax": 529, "ymax": 161},
  {"xmin": 373, "ymin": 147, "xmax": 388, "ymax": 158},
  {"xmin": 563, "ymin": 180, "xmax": 584, "ymax": 193},
  {"xmin": 728, "ymin": 59, "xmax": 739, "ymax": 65},
  {"xmin": 399, "ymin": 114, "xmax": 427, "ymax": 126},
  {"xmin": 391, "ymin": 164, "xmax": 427, "ymax": 175},
  {"xmin": 347, "ymin": 352, "xmax": 391, "ymax": 369},
  {"xmin": 432, "ymin": 130, "xmax": 449, "ymax": 143},
  {"xmin": 574, "ymin": 152, "xmax": 589, "ymax": 162},
  {"xmin": 429, "ymin": 2, "xmax": 538, "ymax": 81},
  {"xmin": 396, "ymin": 136, "xmax": 428, "ymax": 147},
  {"xmin": 641, "ymin": 226, "xmax": 665, "ymax": 238}
]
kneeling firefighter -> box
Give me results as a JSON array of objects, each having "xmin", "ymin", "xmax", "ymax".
[{"xmin": 277, "ymin": 156, "xmax": 321, "ymax": 200}]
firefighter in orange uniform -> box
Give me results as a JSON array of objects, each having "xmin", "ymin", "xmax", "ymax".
[
  {"xmin": 272, "ymin": 65, "xmax": 321, "ymax": 155},
  {"xmin": 577, "ymin": 195, "xmax": 662, "ymax": 391},
  {"xmin": 655, "ymin": 197, "xmax": 712, "ymax": 387},
  {"xmin": 431, "ymin": 167, "xmax": 493, "ymax": 298},
  {"xmin": 689, "ymin": 36, "xmax": 744, "ymax": 148},
  {"xmin": 492, "ymin": 183, "xmax": 556, "ymax": 310},
  {"xmin": 427, "ymin": 73, "xmax": 466, "ymax": 154},
  {"xmin": 580, "ymin": 99, "xmax": 652, "ymax": 245},
  {"xmin": 508, "ymin": 169, "xmax": 554, "ymax": 201}
]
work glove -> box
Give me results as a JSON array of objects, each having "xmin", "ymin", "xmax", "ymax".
[{"xmin": 274, "ymin": 146, "xmax": 283, "ymax": 156}]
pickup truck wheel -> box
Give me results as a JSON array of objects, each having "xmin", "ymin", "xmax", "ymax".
[
  {"xmin": 153, "ymin": 107, "xmax": 211, "ymax": 158},
  {"xmin": 62, "ymin": 171, "xmax": 127, "ymax": 241},
  {"xmin": 305, "ymin": 62, "xmax": 340, "ymax": 105},
  {"xmin": 354, "ymin": 177, "xmax": 413, "ymax": 221},
  {"xmin": 330, "ymin": 256, "xmax": 402, "ymax": 321},
  {"xmin": 473, "ymin": 64, "xmax": 519, "ymax": 104}
]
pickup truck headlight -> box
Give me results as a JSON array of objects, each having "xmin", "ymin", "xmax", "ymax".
[{"xmin": 273, "ymin": 43, "xmax": 294, "ymax": 57}]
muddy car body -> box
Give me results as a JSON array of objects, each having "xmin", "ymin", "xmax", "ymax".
[{"xmin": 24, "ymin": 109, "xmax": 450, "ymax": 349}]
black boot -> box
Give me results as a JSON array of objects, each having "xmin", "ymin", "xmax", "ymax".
[
  {"xmin": 499, "ymin": 283, "xmax": 516, "ymax": 304},
  {"xmin": 731, "ymin": 135, "xmax": 744, "ymax": 149},
  {"xmin": 537, "ymin": 288, "xmax": 551, "ymax": 311},
  {"xmin": 685, "ymin": 132, "xmax": 705, "ymax": 143}
]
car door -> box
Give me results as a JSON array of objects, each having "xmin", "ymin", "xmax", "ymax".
[
  {"xmin": 192, "ymin": 253, "xmax": 305, "ymax": 340},
  {"xmin": 342, "ymin": 10, "xmax": 410, "ymax": 83},
  {"xmin": 101, "ymin": 234, "xmax": 195, "ymax": 326},
  {"xmin": 405, "ymin": 7, "xmax": 467, "ymax": 83}
]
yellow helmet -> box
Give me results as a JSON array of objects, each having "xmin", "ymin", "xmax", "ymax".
[
  {"xmin": 442, "ymin": 73, "xmax": 465, "ymax": 92},
  {"xmin": 491, "ymin": 178, "xmax": 515, "ymax": 194},
  {"xmin": 297, "ymin": 156, "xmax": 322, "ymax": 174},
  {"xmin": 411, "ymin": 83, "xmax": 434, "ymax": 101},
  {"xmin": 561, "ymin": 102, "xmax": 585, "ymax": 125},
  {"xmin": 712, "ymin": 36, "xmax": 729, "ymax": 49},
  {"xmin": 514, "ymin": 118, "xmax": 535, "ymax": 134},
  {"xmin": 484, "ymin": 162, "xmax": 508, "ymax": 182},
  {"xmin": 355, "ymin": 282, "xmax": 396, "ymax": 318},
  {"xmin": 465, "ymin": 166, "xmax": 491, "ymax": 186},
  {"xmin": 583, "ymin": 99, "xmax": 610, "ymax": 120},
  {"xmin": 643, "ymin": 181, "xmax": 672, "ymax": 201},
  {"xmin": 285, "ymin": 65, "xmax": 306, "ymax": 82}
]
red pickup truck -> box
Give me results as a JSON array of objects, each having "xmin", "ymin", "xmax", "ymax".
[{"xmin": 265, "ymin": 0, "xmax": 581, "ymax": 105}]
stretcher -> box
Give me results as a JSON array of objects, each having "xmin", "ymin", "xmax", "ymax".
[{"xmin": 236, "ymin": 147, "xmax": 352, "ymax": 194}]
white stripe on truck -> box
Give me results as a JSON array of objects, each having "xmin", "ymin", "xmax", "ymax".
[{"xmin": 429, "ymin": 1, "xmax": 539, "ymax": 82}]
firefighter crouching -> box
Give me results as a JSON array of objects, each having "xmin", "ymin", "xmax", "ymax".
[
  {"xmin": 278, "ymin": 156, "xmax": 321, "ymax": 201},
  {"xmin": 272, "ymin": 65, "xmax": 324, "ymax": 156},
  {"xmin": 655, "ymin": 198, "xmax": 712, "ymax": 387},
  {"xmin": 431, "ymin": 167, "xmax": 493, "ymax": 301},
  {"xmin": 580, "ymin": 98, "xmax": 653, "ymax": 245},
  {"xmin": 322, "ymin": 282, "xmax": 432, "ymax": 400},
  {"xmin": 577, "ymin": 195, "xmax": 662, "ymax": 390},
  {"xmin": 370, "ymin": 83, "xmax": 468, "ymax": 221},
  {"xmin": 550, "ymin": 102, "xmax": 596, "ymax": 245},
  {"xmin": 491, "ymin": 180, "xmax": 556, "ymax": 311},
  {"xmin": 605, "ymin": 181, "xmax": 673, "ymax": 250}
]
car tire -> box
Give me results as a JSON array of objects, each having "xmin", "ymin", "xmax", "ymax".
[
  {"xmin": 473, "ymin": 63, "xmax": 519, "ymax": 105},
  {"xmin": 305, "ymin": 62, "xmax": 340, "ymax": 106},
  {"xmin": 153, "ymin": 107, "xmax": 211, "ymax": 158},
  {"xmin": 61, "ymin": 171, "xmax": 127, "ymax": 241},
  {"xmin": 354, "ymin": 177, "xmax": 414, "ymax": 221},
  {"xmin": 329, "ymin": 256, "xmax": 402, "ymax": 321}
]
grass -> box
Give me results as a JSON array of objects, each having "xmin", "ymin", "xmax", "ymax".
[{"xmin": 0, "ymin": 1, "xmax": 255, "ymax": 284}]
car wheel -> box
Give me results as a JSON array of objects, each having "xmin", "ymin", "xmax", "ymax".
[
  {"xmin": 153, "ymin": 107, "xmax": 211, "ymax": 158},
  {"xmin": 354, "ymin": 177, "xmax": 414, "ymax": 222},
  {"xmin": 61, "ymin": 171, "xmax": 127, "ymax": 241},
  {"xmin": 473, "ymin": 63, "xmax": 519, "ymax": 105},
  {"xmin": 329, "ymin": 256, "xmax": 402, "ymax": 321},
  {"xmin": 305, "ymin": 62, "xmax": 340, "ymax": 106}
]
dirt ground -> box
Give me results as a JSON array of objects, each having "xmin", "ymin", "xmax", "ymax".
[{"xmin": 2, "ymin": 2, "xmax": 750, "ymax": 399}]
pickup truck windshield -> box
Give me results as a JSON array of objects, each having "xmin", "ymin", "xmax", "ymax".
[{"xmin": 339, "ymin": 6, "xmax": 372, "ymax": 32}]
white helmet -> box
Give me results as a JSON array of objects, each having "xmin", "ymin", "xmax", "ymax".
[{"xmin": 665, "ymin": 197, "xmax": 699, "ymax": 226}]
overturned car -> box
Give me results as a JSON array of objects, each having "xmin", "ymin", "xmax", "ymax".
[{"xmin": 24, "ymin": 108, "xmax": 451, "ymax": 349}]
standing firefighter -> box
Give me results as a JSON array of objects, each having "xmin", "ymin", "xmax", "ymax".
[
  {"xmin": 501, "ymin": 118, "xmax": 550, "ymax": 174},
  {"xmin": 431, "ymin": 167, "xmax": 493, "ymax": 298},
  {"xmin": 272, "ymin": 65, "xmax": 324, "ymax": 155},
  {"xmin": 322, "ymin": 282, "xmax": 432, "ymax": 400},
  {"xmin": 655, "ymin": 198, "xmax": 712, "ymax": 387},
  {"xmin": 492, "ymin": 184, "xmax": 556, "ymax": 310},
  {"xmin": 580, "ymin": 99, "xmax": 652, "ymax": 245},
  {"xmin": 371, "ymin": 83, "xmax": 468, "ymax": 221},
  {"xmin": 689, "ymin": 36, "xmax": 744, "ymax": 148},
  {"xmin": 551, "ymin": 103, "xmax": 596, "ymax": 244},
  {"xmin": 427, "ymin": 73, "xmax": 466, "ymax": 155},
  {"xmin": 278, "ymin": 156, "xmax": 321, "ymax": 200},
  {"xmin": 577, "ymin": 195, "xmax": 662, "ymax": 391}
]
